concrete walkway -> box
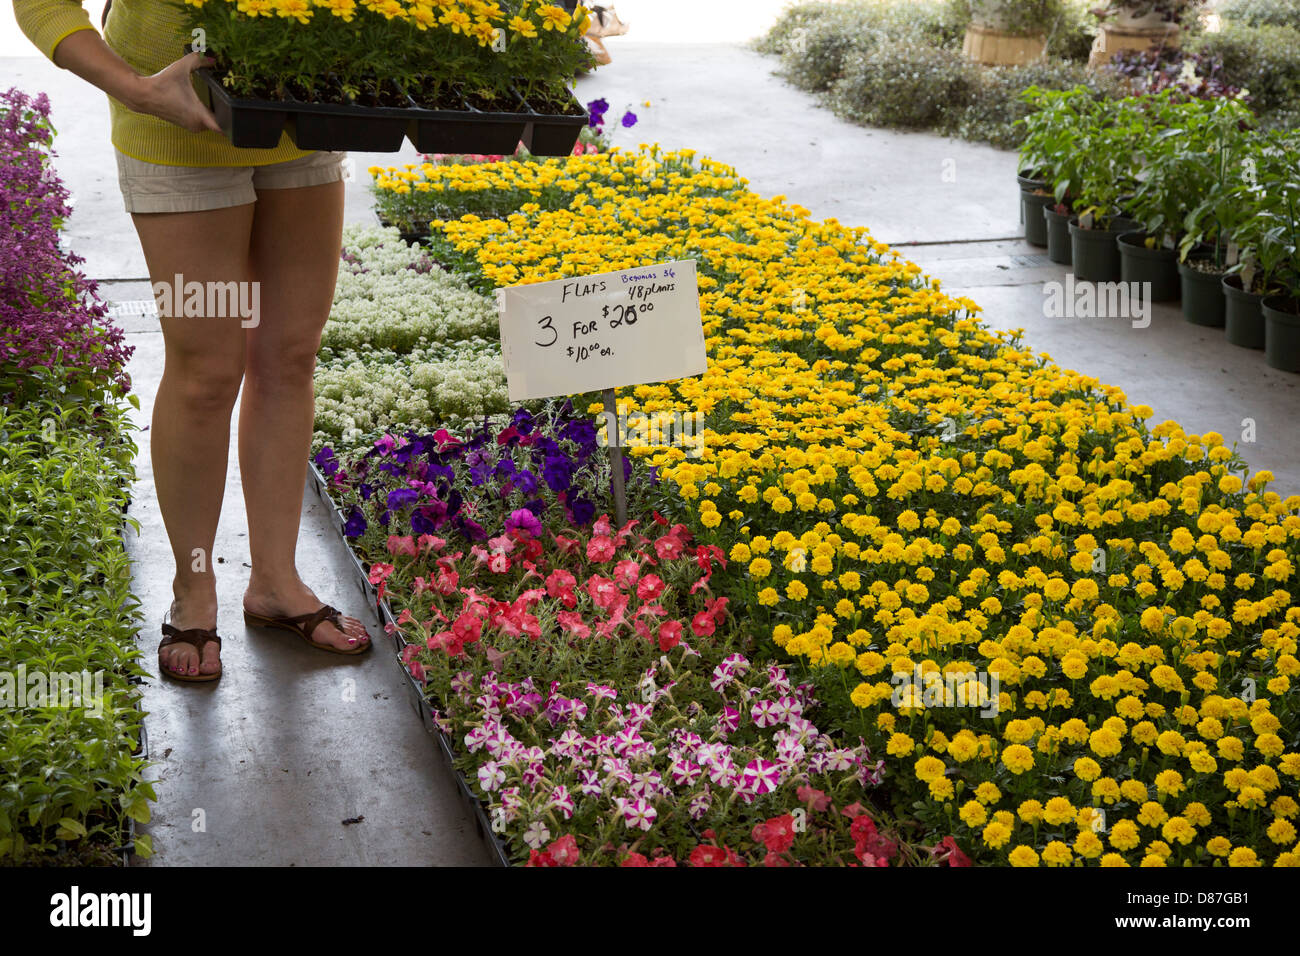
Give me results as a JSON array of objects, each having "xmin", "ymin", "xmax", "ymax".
[{"xmin": 1, "ymin": 31, "xmax": 1296, "ymax": 865}]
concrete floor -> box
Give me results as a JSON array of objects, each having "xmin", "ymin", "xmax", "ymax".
[{"xmin": 2, "ymin": 33, "xmax": 1296, "ymax": 866}]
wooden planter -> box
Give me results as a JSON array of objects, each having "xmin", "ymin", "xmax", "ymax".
[
  {"xmin": 1088, "ymin": 23, "xmax": 1182, "ymax": 67},
  {"xmin": 962, "ymin": 25, "xmax": 1047, "ymax": 66}
]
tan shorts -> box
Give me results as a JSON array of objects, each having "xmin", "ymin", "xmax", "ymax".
[{"xmin": 114, "ymin": 148, "xmax": 348, "ymax": 214}]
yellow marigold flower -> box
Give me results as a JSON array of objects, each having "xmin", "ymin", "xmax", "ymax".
[
  {"xmin": 1002, "ymin": 744, "xmax": 1034, "ymax": 774},
  {"xmin": 1088, "ymin": 728, "xmax": 1122, "ymax": 758},
  {"xmin": 1074, "ymin": 830, "xmax": 1104, "ymax": 859},
  {"xmin": 1043, "ymin": 797, "xmax": 1074, "ymax": 826},
  {"xmin": 508, "ymin": 13, "xmax": 537, "ymax": 36},
  {"xmin": 1042, "ymin": 841, "xmax": 1073, "ymax": 866},
  {"xmin": 974, "ymin": 782, "xmax": 1001, "ymax": 805},
  {"xmin": 1228, "ymin": 847, "xmax": 1260, "ymax": 867},
  {"xmin": 1217, "ymin": 736, "xmax": 1245, "ymax": 762},
  {"xmin": 1136, "ymin": 801, "xmax": 1168, "ymax": 827},
  {"xmin": 982, "ymin": 821, "xmax": 1011, "ymax": 849},
  {"xmin": 1268, "ymin": 819, "xmax": 1298, "ymax": 845},
  {"xmin": 1206, "ymin": 836, "xmax": 1232, "ymax": 857},
  {"xmin": 1161, "ymin": 816, "xmax": 1196, "ymax": 845},
  {"xmin": 1100, "ymin": 852, "xmax": 1131, "ymax": 867},
  {"xmin": 914, "ymin": 755, "xmax": 946, "ymax": 783},
  {"xmin": 747, "ymin": 557, "xmax": 771, "ymax": 579},
  {"xmin": 1154, "ymin": 769, "xmax": 1185, "ymax": 796},
  {"xmin": 959, "ymin": 800, "xmax": 988, "ymax": 827},
  {"xmin": 1007, "ymin": 845, "xmax": 1040, "ymax": 867},
  {"xmin": 536, "ymin": 3, "xmax": 571, "ymax": 30},
  {"xmin": 1073, "ymin": 756, "xmax": 1101, "ymax": 781},
  {"xmin": 947, "ymin": 730, "xmax": 979, "ymax": 763},
  {"xmin": 1017, "ymin": 799, "xmax": 1045, "ymax": 825},
  {"xmin": 886, "ymin": 732, "xmax": 915, "ymax": 757}
]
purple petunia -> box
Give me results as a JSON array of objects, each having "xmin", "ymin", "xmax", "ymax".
[{"xmin": 505, "ymin": 508, "xmax": 543, "ymax": 538}]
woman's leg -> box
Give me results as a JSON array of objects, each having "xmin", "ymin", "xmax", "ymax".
[
  {"xmin": 238, "ymin": 179, "xmax": 369, "ymax": 649},
  {"xmin": 132, "ymin": 204, "xmax": 255, "ymax": 677}
]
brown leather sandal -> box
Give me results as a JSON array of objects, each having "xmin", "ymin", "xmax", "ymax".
[
  {"xmin": 159, "ymin": 622, "xmax": 223, "ymax": 683},
  {"xmin": 243, "ymin": 604, "xmax": 373, "ymax": 656}
]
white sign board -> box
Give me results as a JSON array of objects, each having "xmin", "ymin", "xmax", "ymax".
[{"xmin": 497, "ymin": 260, "xmax": 707, "ymax": 402}]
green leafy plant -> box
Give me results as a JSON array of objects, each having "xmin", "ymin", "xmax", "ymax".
[{"xmin": 0, "ymin": 396, "xmax": 152, "ymax": 863}]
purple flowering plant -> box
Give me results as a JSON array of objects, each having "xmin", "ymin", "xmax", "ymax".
[
  {"xmin": 313, "ymin": 399, "xmax": 655, "ymax": 549},
  {"xmin": 0, "ymin": 88, "xmax": 132, "ymax": 405}
]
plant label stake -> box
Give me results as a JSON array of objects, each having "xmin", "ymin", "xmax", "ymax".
[
  {"xmin": 603, "ymin": 387, "xmax": 627, "ymax": 527},
  {"xmin": 496, "ymin": 260, "xmax": 707, "ymax": 522}
]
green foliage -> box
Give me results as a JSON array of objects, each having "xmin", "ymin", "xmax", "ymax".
[
  {"xmin": 1217, "ymin": 0, "xmax": 1300, "ymax": 27},
  {"xmin": 0, "ymin": 394, "xmax": 151, "ymax": 863},
  {"xmin": 827, "ymin": 39, "xmax": 977, "ymax": 130},
  {"xmin": 1187, "ymin": 22, "xmax": 1300, "ymax": 120},
  {"xmin": 953, "ymin": 59, "xmax": 1116, "ymax": 149}
]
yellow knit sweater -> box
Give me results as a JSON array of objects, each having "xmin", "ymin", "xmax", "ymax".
[{"xmin": 13, "ymin": 0, "xmax": 311, "ymax": 166}]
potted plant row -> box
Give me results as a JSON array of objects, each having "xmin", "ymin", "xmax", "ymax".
[
  {"xmin": 1015, "ymin": 85, "xmax": 1300, "ymax": 372},
  {"xmin": 181, "ymin": 0, "xmax": 594, "ymax": 155}
]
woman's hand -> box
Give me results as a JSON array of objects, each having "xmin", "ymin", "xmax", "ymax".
[
  {"xmin": 51, "ymin": 32, "xmax": 222, "ymax": 134},
  {"xmin": 130, "ymin": 52, "xmax": 222, "ymax": 134}
]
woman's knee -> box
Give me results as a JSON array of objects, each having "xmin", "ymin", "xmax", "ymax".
[
  {"xmin": 162, "ymin": 354, "xmax": 245, "ymax": 413},
  {"xmin": 246, "ymin": 334, "xmax": 320, "ymax": 389}
]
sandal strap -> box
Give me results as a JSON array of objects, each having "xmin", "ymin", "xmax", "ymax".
[
  {"xmin": 300, "ymin": 605, "xmax": 342, "ymax": 644},
  {"xmin": 160, "ymin": 623, "xmax": 222, "ymax": 653}
]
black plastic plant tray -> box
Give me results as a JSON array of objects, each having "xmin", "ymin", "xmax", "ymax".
[
  {"xmin": 199, "ymin": 68, "xmax": 410, "ymax": 152},
  {"xmin": 407, "ymin": 103, "xmax": 531, "ymax": 156},
  {"xmin": 286, "ymin": 101, "xmax": 411, "ymax": 152},
  {"xmin": 199, "ymin": 69, "xmax": 289, "ymax": 150},
  {"xmin": 522, "ymin": 92, "xmax": 588, "ymax": 157}
]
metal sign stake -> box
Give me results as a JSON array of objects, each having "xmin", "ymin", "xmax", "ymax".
[{"xmin": 603, "ymin": 387, "xmax": 627, "ymax": 527}]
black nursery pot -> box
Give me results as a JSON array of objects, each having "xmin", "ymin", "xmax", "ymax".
[
  {"xmin": 407, "ymin": 98, "xmax": 531, "ymax": 155},
  {"xmin": 1068, "ymin": 217, "xmax": 1139, "ymax": 282},
  {"xmin": 1043, "ymin": 206, "xmax": 1073, "ymax": 265},
  {"xmin": 1177, "ymin": 255, "xmax": 1227, "ymax": 328},
  {"xmin": 1021, "ymin": 190, "xmax": 1052, "ymax": 247},
  {"xmin": 1016, "ymin": 170, "xmax": 1048, "ymax": 191},
  {"xmin": 1117, "ymin": 232, "xmax": 1180, "ymax": 302},
  {"xmin": 1262, "ymin": 294, "xmax": 1300, "ymax": 372},
  {"xmin": 199, "ymin": 70, "xmax": 288, "ymax": 149},
  {"xmin": 1222, "ymin": 274, "xmax": 1266, "ymax": 350},
  {"xmin": 522, "ymin": 90, "xmax": 589, "ymax": 156}
]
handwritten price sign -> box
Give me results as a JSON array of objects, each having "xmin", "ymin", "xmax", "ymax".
[{"xmin": 497, "ymin": 260, "xmax": 707, "ymax": 402}]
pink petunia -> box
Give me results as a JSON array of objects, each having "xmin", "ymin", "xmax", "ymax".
[
  {"xmin": 556, "ymin": 610, "xmax": 591, "ymax": 639},
  {"xmin": 586, "ymin": 535, "xmax": 617, "ymax": 562},
  {"xmin": 657, "ymin": 620, "xmax": 683, "ymax": 651},
  {"xmin": 636, "ymin": 574, "xmax": 665, "ymax": 602},
  {"xmin": 386, "ymin": 534, "xmax": 417, "ymax": 557}
]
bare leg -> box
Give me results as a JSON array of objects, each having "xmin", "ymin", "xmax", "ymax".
[
  {"xmin": 238, "ymin": 179, "xmax": 369, "ymax": 650},
  {"xmin": 132, "ymin": 204, "xmax": 254, "ymax": 677}
]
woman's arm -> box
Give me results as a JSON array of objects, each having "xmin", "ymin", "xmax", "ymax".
[
  {"xmin": 52, "ymin": 30, "xmax": 222, "ymax": 133},
  {"xmin": 12, "ymin": 0, "xmax": 221, "ymax": 133}
]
